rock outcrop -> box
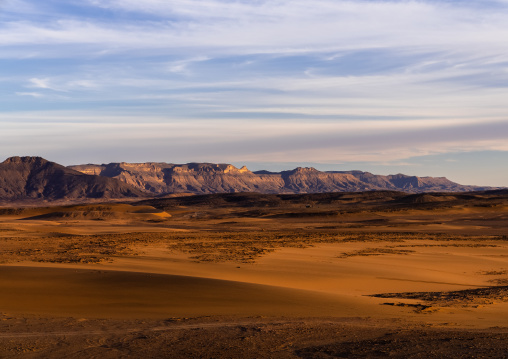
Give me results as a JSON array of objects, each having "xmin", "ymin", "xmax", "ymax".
[
  {"xmin": 69, "ymin": 162, "xmax": 491, "ymax": 195},
  {"xmin": 0, "ymin": 156, "xmax": 144, "ymax": 201}
]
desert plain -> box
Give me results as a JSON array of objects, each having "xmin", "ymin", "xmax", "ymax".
[{"xmin": 1, "ymin": 191, "xmax": 508, "ymax": 358}]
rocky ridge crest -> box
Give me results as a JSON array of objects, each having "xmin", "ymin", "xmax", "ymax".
[{"xmin": 69, "ymin": 162, "xmax": 491, "ymax": 195}]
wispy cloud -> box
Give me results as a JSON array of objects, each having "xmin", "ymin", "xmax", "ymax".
[
  {"xmin": 27, "ymin": 77, "xmax": 61, "ymax": 91},
  {"xmin": 15, "ymin": 91, "xmax": 44, "ymax": 97},
  {"xmin": 167, "ymin": 56, "xmax": 211, "ymax": 75},
  {"xmin": 1, "ymin": 0, "xmax": 508, "ymax": 185},
  {"xmin": 1, "ymin": 1, "xmax": 507, "ymax": 56},
  {"xmin": 0, "ymin": 111, "xmax": 506, "ymax": 163},
  {"xmin": 25, "ymin": 76, "xmax": 101, "ymax": 93}
]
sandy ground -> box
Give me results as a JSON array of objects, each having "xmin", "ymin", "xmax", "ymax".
[{"xmin": 1, "ymin": 198, "xmax": 508, "ymax": 357}]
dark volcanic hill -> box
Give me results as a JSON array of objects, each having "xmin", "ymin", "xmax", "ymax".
[
  {"xmin": 69, "ymin": 162, "xmax": 493, "ymax": 195},
  {"xmin": 0, "ymin": 156, "xmax": 144, "ymax": 202}
]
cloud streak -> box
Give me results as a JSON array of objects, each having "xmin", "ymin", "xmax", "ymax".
[
  {"xmin": 2, "ymin": 1, "xmax": 508, "ymax": 56},
  {"xmin": 1, "ymin": 0, "xmax": 508, "ymax": 185},
  {"xmin": 1, "ymin": 112, "xmax": 506, "ymax": 163}
]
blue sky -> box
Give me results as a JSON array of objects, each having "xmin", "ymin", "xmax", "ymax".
[{"xmin": 1, "ymin": 0, "xmax": 508, "ymax": 186}]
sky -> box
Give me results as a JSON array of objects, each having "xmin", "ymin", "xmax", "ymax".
[{"xmin": 1, "ymin": 0, "xmax": 507, "ymax": 186}]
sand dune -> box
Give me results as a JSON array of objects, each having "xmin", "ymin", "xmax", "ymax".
[
  {"xmin": 1, "ymin": 193, "xmax": 508, "ymax": 357},
  {"xmin": 0, "ymin": 266, "xmax": 374, "ymax": 319},
  {"xmin": 4, "ymin": 236, "xmax": 508, "ymax": 328}
]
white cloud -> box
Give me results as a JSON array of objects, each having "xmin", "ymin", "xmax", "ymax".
[
  {"xmin": 27, "ymin": 77, "xmax": 64, "ymax": 91},
  {"xmin": 28, "ymin": 77, "xmax": 50, "ymax": 89},
  {"xmin": 167, "ymin": 56, "xmax": 210, "ymax": 75},
  {"xmin": 25, "ymin": 76, "xmax": 101, "ymax": 93},
  {"xmin": 15, "ymin": 91, "xmax": 44, "ymax": 97}
]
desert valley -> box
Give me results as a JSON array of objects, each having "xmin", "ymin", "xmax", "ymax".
[
  {"xmin": 4, "ymin": 0, "xmax": 508, "ymax": 357},
  {"xmin": 0, "ymin": 157, "xmax": 507, "ymax": 357}
]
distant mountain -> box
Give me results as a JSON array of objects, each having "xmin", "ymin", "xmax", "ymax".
[
  {"xmin": 0, "ymin": 156, "xmax": 144, "ymax": 202},
  {"xmin": 69, "ymin": 162, "xmax": 493, "ymax": 195}
]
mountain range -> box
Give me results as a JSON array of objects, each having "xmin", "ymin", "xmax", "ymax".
[
  {"xmin": 0, "ymin": 157, "xmax": 143, "ymax": 202},
  {"xmin": 0, "ymin": 156, "xmax": 496, "ymax": 202},
  {"xmin": 71, "ymin": 161, "xmax": 490, "ymax": 195}
]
